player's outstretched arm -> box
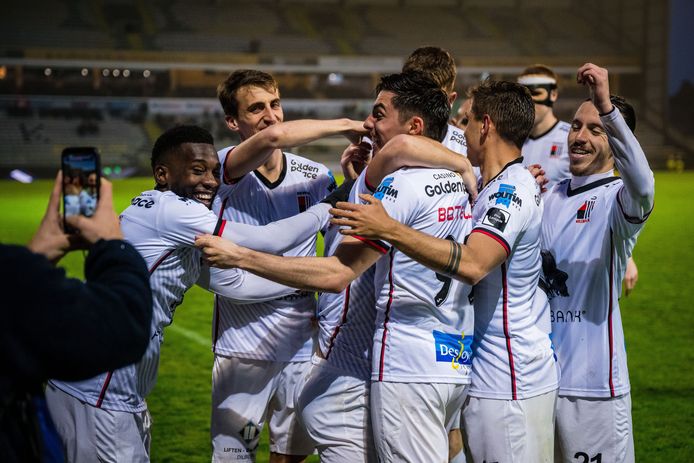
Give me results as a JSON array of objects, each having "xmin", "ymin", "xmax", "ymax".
[
  {"xmin": 225, "ymin": 118, "xmax": 367, "ymax": 180},
  {"xmin": 195, "ymin": 234, "xmax": 381, "ymax": 293},
  {"xmin": 366, "ymin": 134, "xmax": 478, "ymax": 202},
  {"xmin": 330, "ymin": 194, "xmax": 506, "ymax": 285},
  {"xmin": 220, "ymin": 202, "xmax": 330, "ymax": 255},
  {"xmin": 197, "ymin": 265, "xmax": 297, "ymax": 302}
]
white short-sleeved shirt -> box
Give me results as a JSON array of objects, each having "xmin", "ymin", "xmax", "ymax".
[
  {"xmin": 522, "ymin": 120, "xmax": 571, "ymax": 188},
  {"xmin": 468, "ymin": 159, "xmax": 558, "ymax": 400},
  {"xmin": 361, "ymin": 168, "xmax": 474, "ymax": 384},
  {"xmin": 212, "ymin": 148, "xmax": 336, "ymax": 362}
]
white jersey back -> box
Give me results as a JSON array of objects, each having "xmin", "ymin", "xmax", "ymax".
[
  {"xmin": 522, "ymin": 120, "xmax": 571, "ymax": 188},
  {"xmin": 51, "ymin": 190, "xmax": 224, "ymax": 412},
  {"xmin": 468, "ymin": 160, "xmax": 558, "ymax": 400},
  {"xmin": 542, "ymin": 174, "xmax": 647, "ymax": 397},
  {"xmin": 318, "ymin": 171, "xmax": 377, "ymax": 380},
  {"xmin": 212, "ymin": 148, "xmax": 336, "ymax": 362},
  {"xmin": 365, "ymin": 168, "xmax": 474, "ymax": 384}
]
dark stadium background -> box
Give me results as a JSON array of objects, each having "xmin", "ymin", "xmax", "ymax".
[{"xmin": 1, "ymin": 1, "xmax": 692, "ymax": 461}]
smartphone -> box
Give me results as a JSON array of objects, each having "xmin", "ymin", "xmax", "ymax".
[{"xmin": 61, "ymin": 147, "xmax": 100, "ymax": 233}]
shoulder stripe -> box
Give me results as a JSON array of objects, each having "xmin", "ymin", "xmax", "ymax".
[
  {"xmin": 353, "ymin": 235, "xmax": 390, "ymax": 254},
  {"xmin": 616, "ymin": 188, "xmax": 653, "ymax": 224},
  {"xmin": 471, "ymin": 228, "xmax": 510, "ymax": 256}
]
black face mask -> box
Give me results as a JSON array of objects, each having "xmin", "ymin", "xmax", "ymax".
[{"xmin": 523, "ymin": 83, "xmax": 557, "ymax": 107}]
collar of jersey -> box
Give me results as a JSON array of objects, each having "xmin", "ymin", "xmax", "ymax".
[
  {"xmin": 483, "ymin": 156, "xmax": 524, "ymax": 189},
  {"xmin": 253, "ymin": 153, "xmax": 287, "ymax": 190},
  {"xmin": 567, "ymin": 170, "xmax": 620, "ymax": 197},
  {"xmin": 528, "ymin": 119, "xmax": 560, "ymax": 140}
]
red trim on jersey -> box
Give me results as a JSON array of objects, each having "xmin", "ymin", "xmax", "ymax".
[
  {"xmin": 95, "ymin": 371, "xmax": 113, "ymax": 408},
  {"xmin": 608, "ymin": 231, "xmax": 616, "ymax": 397},
  {"xmin": 353, "ymin": 235, "xmax": 389, "ymax": 254},
  {"xmin": 364, "ymin": 169, "xmax": 377, "ymax": 193},
  {"xmin": 325, "ymin": 285, "xmax": 350, "ymax": 359},
  {"xmin": 149, "ymin": 249, "xmax": 174, "ymax": 273},
  {"xmin": 378, "ymin": 250, "xmax": 395, "ymax": 381},
  {"xmin": 501, "ymin": 263, "xmax": 518, "ymax": 400},
  {"xmin": 472, "ymin": 228, "xmax": 510, "ymax": 256},
  {"xmin": 212, "ymin": 296, "xmax": 221, "ymax": 353},
  {"xmin": 216, "ymin": 220, "xmax": 227, "ymax": 237}
]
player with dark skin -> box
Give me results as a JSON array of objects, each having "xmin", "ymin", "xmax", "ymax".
[{"xmin": 153, "ymin": 142, "xmax": 221, "ymax": 209}]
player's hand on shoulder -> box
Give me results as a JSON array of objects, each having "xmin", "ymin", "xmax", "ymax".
[
  {"xmin": 527, "ymin": 163, "xmax": 549, "ymax": 194},
  {"xmin": 330, "ymin": 194, "xmax": 395, "ymax": 240},
  {"xmin": 195, "ymin": 234, "xmax": 246, "ymax": 269},
  {"xmin": 577, "ymin": 63, "xmax": 612, "ymax": 114}
]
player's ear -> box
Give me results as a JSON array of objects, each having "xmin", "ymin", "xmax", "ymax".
[
  {"xmin": 225, "ymin": 115, "xmax": 239, "ymax": 132},
  {"xmin": 154, "ymin": 164, "xmax": 169, "ymax": 188},
  {"xmin": 550, "ymin": 88, "xmax": 559, "ymax": 103},
  {"xmin": 448, "ymin": 91, "xmax": 458, "ymax": 106},
  {"xmin": 408, "ymin": 116, "xmax": 425, "ymax": 136}
]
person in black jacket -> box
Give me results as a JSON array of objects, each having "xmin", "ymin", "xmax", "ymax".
[{"xmin": 0, "ymin": 172, "xmax": 153, "ymax": 463}]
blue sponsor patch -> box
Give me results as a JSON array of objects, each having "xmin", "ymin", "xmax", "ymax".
[
  {"xmin": 327, "ymin": 170, "xmax": 337, "ymax": 192},
  {"xmin": 488, "ymin": 183, "xmax": 522, "ymax": 208},
  {"xmin": 433, "ymin": 330, "xmax": 472, "ymax": 365},
  {"xmin": 373, "ymin": 176, "xmax": 398, "ymax": 201}
]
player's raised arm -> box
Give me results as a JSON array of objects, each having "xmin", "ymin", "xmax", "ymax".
[
  {"xmin": 578, "ymin": 63, "xmax": 654, "ymax": 218},
  {"xmin": 366, "ymin": 134, "xmax": 478, "ymax": 201},
  {"xmin": 331, "ymin": 195, "xmax": 506, "ymax": 286},
  {"xmin": 195, "ymin": 234, "xmax": 382, "ymax": 293},
  {"xmin": 225, "ymin": 118, "xmax": 367, "ymax": 180}
]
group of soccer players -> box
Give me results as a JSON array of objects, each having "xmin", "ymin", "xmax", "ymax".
[{"xmin": 44, "ymin": 46, "xmax": 653, "ymax": 463}]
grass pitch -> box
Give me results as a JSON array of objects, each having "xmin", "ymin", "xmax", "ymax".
[{"xmin": 1, "ymin": 173, "xmax": 692, "ymax": 462}]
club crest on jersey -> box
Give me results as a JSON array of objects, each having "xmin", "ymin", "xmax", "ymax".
[
  {"xmin": 296, "ymin": 191, "xmax": 312, "ymax": 213},
  {"xmin": 482, "ymin": 207, "xmax": 510, "ymax": 232},
  {"xmin": 374, "ymin": 176, "xmax": 398, "ymax": 201},
  {"xmin": 576, "ymin": 197, "xmax": 596, "ymax": 223},
  {"xmin": 432, "ymin": 330, "xmax": 472, "ymax": 367},
  {"xmin": 489, "ymin": 183, "xmax": 522, "ymax": 208},
  {"xmin": 550, "ymin": 143, "xmax": 563, "ymax": 156}
]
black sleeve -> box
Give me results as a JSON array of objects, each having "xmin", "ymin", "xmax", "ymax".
[{"xmin": 0, "ymin": 241, "xmax": 152, "ymax": 384}]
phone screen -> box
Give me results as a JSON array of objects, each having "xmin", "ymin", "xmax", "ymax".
[{"xmin": 62, "ymin": 147, "xmax": 100, "ymax": 232}]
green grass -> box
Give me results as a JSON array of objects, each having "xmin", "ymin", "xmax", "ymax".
[{"xmin": 2, "ymin": 173, "xmax": 693, "ymax": 462}]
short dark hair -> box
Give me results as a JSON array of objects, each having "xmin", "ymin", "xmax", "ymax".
[
  {"xmin": 470, "ymin": 80, "xmax": 535, "ymax": 149},
  {"xmin": 217, "ymin": 69, "xmax": 279, "ymax": 118},
  {"xmin": 151, "ymin": 125, "xmax": 214, "ymax": 170},
  {"xmin": 610, "ymin": 95, "xmax": 636, "ymax": 132},
  {"xmin": 402, "ymin": 46, "xmax": 456, "ymax": 94},
  {"xmin": 376, "ymin": 71, "xmax": 450, "ymax": 142}
]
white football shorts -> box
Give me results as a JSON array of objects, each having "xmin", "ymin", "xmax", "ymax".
[
  {"xmin": 45, "ymin": 384, "xmax": 151, "ymax": 463},
  {"xmin": 462, "ymin": 389, "xmax": 557, "ymax": 463},
  {"xmin": 211, "ymin": 355, "xmax": 314, "ymax": 462},
  {"xmin": 554, "ymin": 393, "xmax": 634, "ymax": 463},
  {"xmin": 297, "ymin": 355, "xmax": 376, "ymax": 462},
  {"xmin": 371, "ymin": 381, "xmax": 467, "ymax": 462}
]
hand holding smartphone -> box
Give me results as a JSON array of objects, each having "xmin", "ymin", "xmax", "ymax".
[{"xmin": 61, "ymin": 147, "xmax": 100, "ymax": 234}]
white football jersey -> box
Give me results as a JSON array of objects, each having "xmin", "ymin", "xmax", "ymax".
[
  {"xmin": 212, "ymin": 148, "xmax": 337, "ymax": 362},
  {"xmin": 318, "ymin": 171, "xmax": 377, "ymax": 380},
  {"xmin": 468, "ymin": 159, "xmax": 558, "ymax": 400},
  {"xmin": 50, "ymin": 190, "xmax": 291, "ymax": 412},
  {"xmin": 522, "ymin": 120, "xmax": 571, "ymax": 189},
  {"xmin": 542, "ymin": 109, "xmax": 654, "ymax": 398},
  {"xmin": 365, "ymin": 168, "xmax": 474, "ymax": 384}
]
